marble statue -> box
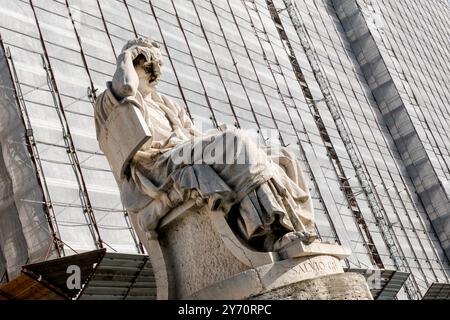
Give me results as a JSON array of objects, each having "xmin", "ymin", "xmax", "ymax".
[
  {"xmin": 94, "ymin": 37, "xmax": 318, "ymax": 252},
  {"xmin": 92, "ymin": 37, "xmax": 367, "ymax": 301}
]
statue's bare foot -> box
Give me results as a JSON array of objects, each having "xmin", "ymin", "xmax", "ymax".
[{"xmin": 272, "ymin": 231, "xmax": 318, "ymax": 252}]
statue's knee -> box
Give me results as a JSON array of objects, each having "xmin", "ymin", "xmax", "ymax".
[
  {"xmin": 280, "ymin": 147, "xmax": 296, "ymax": 160},
  {"xmin": 220, "ymin": 129, "xmax": 239, "ymax": 141},
  {"xmin": 221, "ymin": 129, "xmax": 252, "ymax": 148}
]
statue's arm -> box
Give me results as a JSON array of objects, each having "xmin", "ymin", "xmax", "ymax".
[{"xmin": 111, "ymin": 49, "xmax": 140, "ymax": 100}]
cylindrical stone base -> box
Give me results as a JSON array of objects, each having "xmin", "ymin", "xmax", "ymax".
[{"xmin": 250, "ymin": 272, "xmax": 373, "ymax": 300}]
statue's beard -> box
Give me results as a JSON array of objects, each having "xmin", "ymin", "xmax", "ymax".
[
  {"xmin": 144, "ymin": 62, "xmax": 161, "ymax": 86},
  {"xmin": 138, "ymin": 69, "xmax": 161, "ymax": 96}
]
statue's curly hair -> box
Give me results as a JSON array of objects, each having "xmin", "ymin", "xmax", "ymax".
[{"xmin": 121, "ymin": 37, "xmax": 160, "ymax": 53}]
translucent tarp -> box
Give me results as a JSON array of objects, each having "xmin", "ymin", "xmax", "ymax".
[{"xmin": 0, "ymin": 0, "xmax": 448, "ymax": 297}]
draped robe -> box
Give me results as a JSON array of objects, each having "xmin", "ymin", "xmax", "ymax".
[{"xmin": 95, "ymin": 83, "xmax": 315, "ymax": 249}]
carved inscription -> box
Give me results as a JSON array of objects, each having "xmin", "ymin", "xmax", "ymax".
[{"xmin": 295, "ymin": 256, "xmax": 341, "ymax": 275}]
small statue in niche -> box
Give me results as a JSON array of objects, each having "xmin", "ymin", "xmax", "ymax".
[{"xmin": 94, "ymin": 37, "xmax": 318, "ymax": 252}]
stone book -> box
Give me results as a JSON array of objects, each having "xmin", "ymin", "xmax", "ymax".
[{"xmin": 98, "ymin": 104, "xmax": 151, "ymax": 178}]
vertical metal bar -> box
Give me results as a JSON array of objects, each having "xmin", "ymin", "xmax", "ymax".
[
  {"xmin": 225, "ymin": 0, "xmax": 284, "ymax": 145},
  {"xmin": 265, "ymin": 0, "xmax": 383, "ymax": 268},
  {"xmin": 28, "ymin": 0, "xmax": 104, "ymax": 249},
  {"xmin": 66, "ymin": 0, "xmax": 145, "ymax": 254},
  {"xmin": 0, "ymin": 35, "xmax": 63, "ymax": 259},
  {"xmin": 204, "ymin": 0, "xmax": 264, "ymax": 136},
  {"xmin": 155, "ymin": 0, "xmax": 219, "ymax": 128},
  {"xmin": 188, "ymin": 0, "xmax": 241, "ymax": 128},
  {"xmin": 282, "ymin": 0, "xmax": 420, "ymax": 299},
  {"xmin": 96, "ymin": 0, "xmax": 117, "ymax": 59},
  {"xmin": 123, "ymin": 0, "xmax": 139, "ymax": 38},
  {"xmin": 64, "ymin": 0, "xmax": 96, "ymax": 95},
  {"xmin": 146, "ymin": 0, "xmax": 194, "ymax": 119},
  {"xmin": 238, "ymin": 0, "xmax": 344, "ymax": 244},
  {"xmin": 122, "ymin": 256, "xmax": 149, "ymax": 300}
]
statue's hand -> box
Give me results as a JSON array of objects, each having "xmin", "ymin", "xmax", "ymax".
[
  {"xmin": 126, "ymin": 45, "xmax": 155, "ymax": 62},
  {"xmin": 126, "ymin": 45, "xmax": 143, "ymax": 61},
  {"xmin": 112, "ymin": 48, "xmax": 140, "ymax": 99},
  {"xmin": 112, "ymin": 45, "xmax": 159, "ymax": 99}
]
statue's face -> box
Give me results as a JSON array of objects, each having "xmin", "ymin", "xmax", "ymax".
[{"xmin": 134, "ymin": 47, "xmax": 163, "ymax": 92}]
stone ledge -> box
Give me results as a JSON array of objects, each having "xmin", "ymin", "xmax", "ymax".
[{"xmin": 279, "ymin": 241, "xmax": 352, "ymax": 260}]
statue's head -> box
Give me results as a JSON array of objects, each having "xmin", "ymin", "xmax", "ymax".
[{"xmin": 122, "ymin": 37, "xmax": 163, "ymax": 92}]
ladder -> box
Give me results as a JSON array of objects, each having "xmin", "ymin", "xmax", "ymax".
[{"xmin": 281, "ymin": 0, "xmax": 420, "ymax": 299}]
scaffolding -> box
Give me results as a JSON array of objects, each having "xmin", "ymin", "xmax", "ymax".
[
  {"xmin": 0, "ymin": 36, "xmax": 62, "ymax": 259},
  {"xmin": 28, "ymin": 0, "xmax": 104, "ymax": 249},
  {"xmin": 279, "ymin": 0, "xmax": 420, "ymax": 299},
  {"xmin": 265, "ymin": 0, "xmax": 384, "ymax": 269},
  {"xmin": 0, "ymin": 0, "xmax": 448, "ymax": 300},
  {"xmin": 240, "ymin": 0, "xmax": 343, "ymax": 244}
]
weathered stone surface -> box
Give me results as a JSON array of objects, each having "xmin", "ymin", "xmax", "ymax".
[
  {"xmin": 153, "ymin": 203, "xmax": 354, "ymax": 300},
  {"xmin": 250, "ymin": 273, "xmax": 373, "ymax": 300},
  {"xmin": 189, "ymin": 254, "xmax": 345, "ymax": 300},
  {"xmin": 97, "ymin": 102, "xmax": 151, "ymax": 179},
  {"xmin": 158, "ymin": 207, "xmax": 249, "ymax": 299}
]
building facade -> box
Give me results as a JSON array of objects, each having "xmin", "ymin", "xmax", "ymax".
[{"xmin": 0, "ymin": 0, "xmax": 448, "ymax": 299}]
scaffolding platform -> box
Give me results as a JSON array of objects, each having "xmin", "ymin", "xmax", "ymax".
[
  {"xmin": 0, "ymin": 249, "xmax": 156, "ymax": 300},
  {"xmin": 422, "ymin": 283, "xmax": 450, "ymax": 300},
  {"xmin": 346, "ymin": 268, "xmax": 410, "ymax": 300}
]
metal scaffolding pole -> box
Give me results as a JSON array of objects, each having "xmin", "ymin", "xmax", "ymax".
[
  {"xmin": 265, "ymin": 0, "xmax": 384, "ymax": 269},
  {"xmin": 28, "ymin": 0, "xmax": 104, "ymax": 250},
  {"xmin": 0, "ymin": 35, "xmax": 63, "ymax": 259},
  {"xmin": 281, "ymin": 0, "xmax": 420, "ymax": 299}
]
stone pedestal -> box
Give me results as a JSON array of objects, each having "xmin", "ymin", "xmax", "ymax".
[
  {"xmin": 96, "ymin": 36, "xmax": 374, "ymax": 301},
  {"xmin": 133, "ymin": 203, "xmax": 373, "ymax": 300},
  {"xmin": 250, "ymin": 273, "xmax": 373, "ymax": 300},
  {"xmin": 189, "ymin": 255, "xmax": 349, "ymax": 300}
]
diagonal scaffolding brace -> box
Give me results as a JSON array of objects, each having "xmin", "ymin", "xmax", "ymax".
[{"xmin": 279, "ymin": 0, "xmax": 420, "ymax": 299}]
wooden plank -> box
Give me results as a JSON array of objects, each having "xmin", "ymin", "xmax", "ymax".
[{"xmin": 0, "ymin": 274, "xmax": 66, "ymax": 300}]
